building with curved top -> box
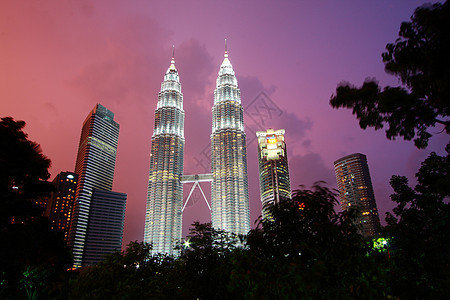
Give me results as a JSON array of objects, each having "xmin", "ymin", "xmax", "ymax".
[{"xmin": 334, "ymin": 153, "xmax": 380, "ymax": 236}]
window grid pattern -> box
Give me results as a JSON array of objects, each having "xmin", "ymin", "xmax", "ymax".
[
  {"xmin": 256, "ymin": 129, "xmax": 291, "ymax": 219},
  {"xmin": 334, "ymin": 153, "xmax": 381, "ymax": 236},
  {"xmin": 211, "ymin": 53, "xmax": 250, "ymax": 235},
  {"xmin": 68, "ymin": 104, "xmax": 120, "ymax": 267},
  {"xmin": 83, "ymin": 189, "xmax": 127, "ymax": 266},
  {"xmin": 45, "ymin": 172, "xmax": 78, "ymax": 241},
  {"xmin": 144, "ymin": 58, "xmax": 185, "ymax": 255}
]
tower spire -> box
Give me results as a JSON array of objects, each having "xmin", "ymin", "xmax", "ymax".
[
  {"xmin": 168, "ymin": 45, "xmax": 177, "ymax": 72},
  {"xmin": 224, "ymin": 39, "xmax": 228, "ymax": 58}
]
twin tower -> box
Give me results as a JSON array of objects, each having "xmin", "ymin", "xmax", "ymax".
[{"xmin": 144, "ymin": 46, "xmax": 250, "ymax": 255}]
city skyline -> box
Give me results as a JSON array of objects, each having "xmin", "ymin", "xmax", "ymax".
[{"xmin": 2, "ymin": 0, "xmax": 447, "ymax": 247}]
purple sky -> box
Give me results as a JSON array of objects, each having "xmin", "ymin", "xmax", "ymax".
[{"xmin": 1, "ymin": 0, "xmax": 447, "ymax": 246}]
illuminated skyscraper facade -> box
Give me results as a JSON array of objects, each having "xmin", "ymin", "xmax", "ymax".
[
  {"xmin": 334, "ymin": 153, "xmax": 381, "ymax": 236},
  {"xmin": 210, "ymin": 48, "xmax": 250, "ymax": 235},
  {"xmin": 256, "ymin": 129, "xmax": 291, "ymax": 219},
  {"xmin": 144, "ymin": 53, "xmax": 184, "ymax": 255},
  {"xmin": 45, "ymin": 171, "xmax": 78, "ymax": 241},
  {"xmin": 68, "ymin": 104, "xmax": 123, "ymax": 267}
]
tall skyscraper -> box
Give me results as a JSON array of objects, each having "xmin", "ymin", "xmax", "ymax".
[
  {"xmin": 144, "ymin": 51, "xmax": 184, "ymax": 255},
  {"xmin": 334, "ymin": 153, "xmax": 381, "ymax": 236},
  {"xmin": 210, "ymin": 45, "xmax": 250, "ymax": 235},
  {"xmin": 256, "ymin": 129, "xmax": 291, "ymax": 219},
  {"xmin": 45, "ymin": 171, "xmax": 78, "ymax": 240},
  {"xmin": 68, "ymin": 104, "xmax": 125, "ymax": 267}
]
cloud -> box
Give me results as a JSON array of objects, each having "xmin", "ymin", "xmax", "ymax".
[
  {"xmin": 239, "ymin": 75, "xmax": 277, "ymax": 102},
  {"xmin": 302, "ymin": 139, "xmax": 312, "ymax": 148},
  {"xmin": 288, "ymin": 152, "xmax": 336, "ymax": 189},
  {"xmin": 177, "ymin": 39, "xmax": 215, "ymax": 108},
  {"xmin": 69, "ymin": 16, "xmax": 172, "ymax": 107}
]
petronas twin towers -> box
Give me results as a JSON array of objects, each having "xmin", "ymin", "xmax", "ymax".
[
  {"xmin": 144, "ymin": 45, "xmax": 249, "ymax": 255},
  {"xmin": 144, "ymin": 55, "xmax": 185, "ymax": 254}
]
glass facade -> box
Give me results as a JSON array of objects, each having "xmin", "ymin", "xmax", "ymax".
[
  {"xmin": 211, "ymin": 50, "xmax": 250, "ymax": 235},
  {"xmin": 68, "ymin": 104, "xmax": 121, "ymax": 267},
  {"xmin": 334, "ymin": 153, "xmax": 381, "ymax": 236},
  {"xmin": 256, "ymin": 129, "xmax": 291, "ymax": 219},
  {"xmin": 83, "ymin": 189, "xmax": 127, "ymax": 266},
  {"xmin": 144, "ymin": 54, "xmax": 184, "ymax": 255}
]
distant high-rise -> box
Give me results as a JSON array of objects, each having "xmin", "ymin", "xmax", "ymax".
[
  {"xmin": 256, "ymin": 129, "xmax": 291, "ymax": 219},
  {"xmin": 144, "ymin": 51, "xmax": 184, "ymax": 255},
  {"xmin": 210, "ymin": 45, "xmax": 250, "ymax": 235},
  {"xmin": 68, "ymin": 104, "xmax": 126, "ymax": 267},
  {"xmin": 45, "ymin": 171, "xmax": 78, "ymax": 240},
  {"xmin": 334, "ymin": 153, "xmax": 381, "ymax": 236}
]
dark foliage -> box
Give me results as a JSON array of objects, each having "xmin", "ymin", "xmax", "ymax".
[
  {"xmin": 230, "ymin": 183, "xmax": 389, "ymax": 299},
  {"xmin": 0, "ymin": 117, "xmax": 71, "ymax": 299},
  {"xmin": 330, "ymin": 1, "xmax": 450, "ymax": 148},
  {"xmin": 385, "ymin": 151, "xmax": 450, "ymax": 299},
  {"xmin": 178, "ymin": 222, "xmax": 240, "ymax": 299},
  {"xmin": 68, "ymin": 242, "xmax": 179, "ymax": 299}
]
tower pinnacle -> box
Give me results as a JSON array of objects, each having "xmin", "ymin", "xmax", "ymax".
[
  {"xmin": 168, "ymin": 45, "xmax": 177, "ymax": 73},
  {"xmin": 172, "ymin": 45, "xmax": 175, "ymax": 62},
  {"xmin": 224, "ymin": 39, "xmax": 228, "ymax": 58}
]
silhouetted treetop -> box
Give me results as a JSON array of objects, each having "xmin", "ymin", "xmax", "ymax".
[
  {"xmin": 0, "ymin": 117, "xmax": 51, "ymax": 196},
  {"xmin": 330, "ymin": 1, "xmax": 450, "ymax": 149}
]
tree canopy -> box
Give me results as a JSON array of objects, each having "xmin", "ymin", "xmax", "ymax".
[
  {"xmin": 385, "ymin": 151, "xmax": 450, "ymax": 299},
  {"xmin": 233, "ymin": 183, "xmax": 389, "ymax": 299},
  {"xmin": 330, "ymin": 1, "xmax": 450, "ymax": 149},
  {"xmin": 0, "ymin": 117, "xmax": 71, "ymax": 299}
]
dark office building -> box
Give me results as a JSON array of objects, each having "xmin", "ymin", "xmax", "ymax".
[
  {"xmin": 45, "ymin": 171, "xmax": 78, "ymax": 240},
  {"xmin": 82, "ymin": 189, "xmax": 127, "ymax": 266}
]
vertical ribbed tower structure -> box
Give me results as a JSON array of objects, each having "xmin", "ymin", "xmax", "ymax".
[
  {"xmin": 144, "ymin": 51, "xmax": 184, "ymax": 255},
  {"xmin": 211, "ymin": 44, "xmax": 250, "ymax": 235},
  {"xmin": 68, "ymin": 104, "xmax": 120, "ymax": 267}
]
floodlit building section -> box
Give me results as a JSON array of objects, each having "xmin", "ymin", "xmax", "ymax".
[
  {"xmin": 210, "ymin": 45, "xmax": 250, "ymax": 235},
  {"xmin": 256, "ymin": 129, "xmax": 291, "ymax": 219},
  {"xmin": 334, "ymin": 153, "xmax": 381, "ymax": 236},
  {"xmin": 68, "ymin": 104, "xmax": 122, "ymax": 267},
  {"xmin": 144, "ymin": 51, "xmax": 184, "ymax": 255}
]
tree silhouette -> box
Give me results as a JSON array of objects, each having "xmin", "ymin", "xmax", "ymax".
[
  {"xmin": 330, "ymin": 1, "xmax": 450, "ymax": 149},
  {"xmin": 230, "ymin": 183, "xmax": 389, "ymax": 299},
  {"xmin": 68, "ymin": 241, "xmax": 181, "ymax": 299},
  {"xmin": 385, "ymin": 152, "xmax": 450, "ymax": 299},
  {"xmin": 0, "ymin": 117, "xmax": 71, "ymax": 299}
]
